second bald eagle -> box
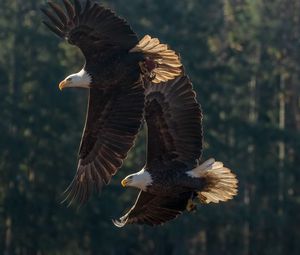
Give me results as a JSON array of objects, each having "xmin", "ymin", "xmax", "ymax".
[{"xmin": 114, "ymin": 76, "xmax": 238, "ymax": 227}]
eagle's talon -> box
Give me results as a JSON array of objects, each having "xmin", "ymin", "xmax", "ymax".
[
  {"xmin": 186, "ymin": 199, "xmax": 197, "ymax": 212},
  {"xmin": 139, "ymin": 61, "xmax": 156, "ymax": 82}
]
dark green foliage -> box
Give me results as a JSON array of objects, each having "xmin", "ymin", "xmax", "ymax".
[{"xmin": 0, "ymin": 0, "xmax": 299, "ymax": 254}]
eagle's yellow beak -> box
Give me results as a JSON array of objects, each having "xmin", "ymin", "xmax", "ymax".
[
  {"xmin": 59, "ymin": 80, "xmax": 68, "ymax": 91},
  {"xmin": 121, "ymin": 179, "xmax": 128, "ymax": 187}
]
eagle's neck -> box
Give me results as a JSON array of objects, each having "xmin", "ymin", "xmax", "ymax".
[
  {"xmin": 72, "ymin": 69, "xmax": 92, "ymax": 86},
  {"xmin": 130, "ymin": 169, "xmax": 153, "ymax": 191}
]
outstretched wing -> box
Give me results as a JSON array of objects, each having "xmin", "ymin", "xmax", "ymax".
[
  {"xmin": 113, "ymin": 191, "xmax": 191, "ymax": 227},
  {"xmin": 41, "ymin": 0, "xmax": 138, "ymax": 56},
  {"xmin": 64, "ymin": 80, "xmax": 144, "ymax": 204},
  {"xmin": 145, "ymin": 75, "xmax": 203, "ymax": 169}
]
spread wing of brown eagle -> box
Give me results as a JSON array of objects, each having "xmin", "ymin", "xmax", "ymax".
[{"xmin": 41, "ymin": 0, "xmax": 183, "ymax": 204}]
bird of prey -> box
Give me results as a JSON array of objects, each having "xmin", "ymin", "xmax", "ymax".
[
  {"xmin": 41, "ymin": 0, "xmax": 182, "ymax": 204},
  {"xmin": 113, "ymin": 76, "xmax": 238, "ymax": 227}
]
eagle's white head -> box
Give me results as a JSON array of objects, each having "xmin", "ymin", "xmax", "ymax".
[
  {"xmin": 121, "ymin": 169, "xmax": 153, "ymax": 191},
  {"xmin": 59, "ymin": 69, "xmax": 92, "ymax": 90}
]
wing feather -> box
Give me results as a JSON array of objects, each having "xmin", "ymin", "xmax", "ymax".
[
  {"xmin": 42, "ymin": 0, "xmax": 138, "ymax": 55},
  {"xmin": 42, "ymin": 20, "xmax": 64, "ymax": 37},
  {"xmin": 113, "ymin": 191, "xmax": 191, "ymax": 227},
  {"xmin": 145, "ymin": 76, "xmax": 203, "ymax": 169},
  {"xmin": 64, "ymin": 80, "xmax": 145, "ymax": 205},
  {"xmin": 41, "ymin": 7, "xmax": 64, "ymax": 29},
  {"xmin": 62, "ymin": 0, "xmax": 75, "ymax": 20},
  {"xmin": 48, "ymin": 2, "xmax": 68, "ymax": 26}
]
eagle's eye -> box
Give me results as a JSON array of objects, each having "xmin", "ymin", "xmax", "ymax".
[{"xmin": 66, "ymin": 77, "xmax": 72, "ymax": 82}]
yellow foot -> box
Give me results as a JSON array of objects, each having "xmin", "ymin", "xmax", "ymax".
[
  {"xmin": 139, "ymin": 61, "xmax": 156, "ymax": 82},
  {"xmin": 186, "ymin": 199, "xmax": 197, "ymax": 212}
]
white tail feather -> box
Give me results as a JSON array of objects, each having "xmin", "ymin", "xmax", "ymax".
[{"xmin": 187, "ymin": 158, "xmax": 238, "ymax": 204}]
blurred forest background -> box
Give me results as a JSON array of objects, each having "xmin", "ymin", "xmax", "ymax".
[{"xmin": 0, "ymin": 0, "xmax": 300, "ymax": 254}]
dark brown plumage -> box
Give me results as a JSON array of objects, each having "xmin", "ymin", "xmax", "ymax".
[
  {"xmin": 41, "ymin": 0, "xmax": 138, "ymax": 53},
  {"xmin": 113, "ymin": 191, "xmax": 192, "ymax": 227},
  {"xmin": 64, "ymin": 80, "xmax": 144, "ymax": 204},
  {"xmin": 145, "ymin": 76, "xmax": 203, "ymax": 168}
]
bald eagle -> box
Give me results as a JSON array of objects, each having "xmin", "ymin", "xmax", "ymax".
[
  {"xmin": 41, "ymin": 0, "xmax": 182, "ymax": 204},
  {"xmin": 113, "ymin": 76, "xmax": 238, "ymax": 227}
]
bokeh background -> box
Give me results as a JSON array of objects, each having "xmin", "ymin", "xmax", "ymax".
[{"xmin": 0, "ymin": 0, "xmax": 300, "ymax": 254}]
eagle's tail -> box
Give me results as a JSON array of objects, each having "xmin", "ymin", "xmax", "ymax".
[
  {"xmin": 188, "ymin": 158, "xmax": 238, "ymax": 204},
  {"xmin": 130, "ymin": 35, "xmax": 182, "ymax": 83}
]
